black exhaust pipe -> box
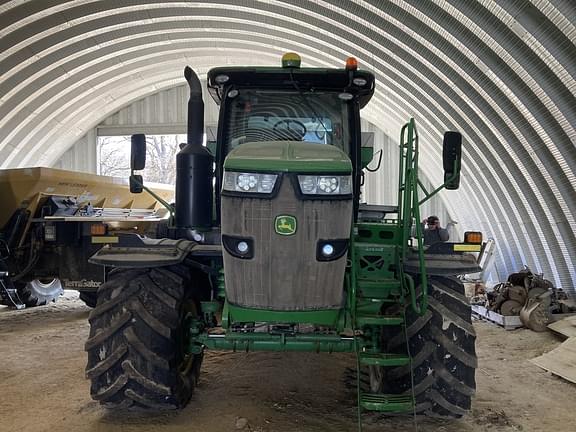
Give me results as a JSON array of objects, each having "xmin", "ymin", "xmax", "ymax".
[{"xmin": 175, "ymin": 66, "xmax": 214, "ymax": 230}]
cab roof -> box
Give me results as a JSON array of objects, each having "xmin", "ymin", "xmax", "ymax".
[{"xmin": 206, "ymin": 66, "xmax": 375, "ymax": 109}]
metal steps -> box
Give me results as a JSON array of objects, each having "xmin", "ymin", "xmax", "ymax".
[
  {"xmin": 356, "ymin": 279, "xmax": 401, "ymax": 298},
  {"xmin": 352, "ymin": 238, "xmax": 415, "ymax": 420},
  {"xmin": 358, "ymin": 352, "xmax": 410, "ymax": 367},
  {"xmin": 359, "ymin": 394, "xmax": 413, "ymax": 412}
]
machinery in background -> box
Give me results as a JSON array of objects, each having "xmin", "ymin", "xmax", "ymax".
[
  {"xmin": 476, "ymin": 267, "xmax": 575, "ymax": 331},
  {"xmin": 0, "ymin": 167, "xmax": 172, "ymax": 308}
]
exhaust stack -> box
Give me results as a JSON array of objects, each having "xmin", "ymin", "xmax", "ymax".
[{"xmin": 175, "ymin": 66, "xmax": 214, "ymax": 230}]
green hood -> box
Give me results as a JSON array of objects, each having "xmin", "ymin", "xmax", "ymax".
[{"xmin": 224, "ymin": 141, "xmax": 352, "ymax": 173}]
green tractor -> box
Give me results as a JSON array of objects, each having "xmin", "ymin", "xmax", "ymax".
[{"xmin": 85, "ymin": 53, "xmax": 481, "ymax": 422}]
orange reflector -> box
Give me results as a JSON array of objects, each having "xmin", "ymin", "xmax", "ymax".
[
  {"xmin": 454, "ymin": 244, "xmax": 482, "ymax": 252},
  {"xmin": 464, "ymin": 231, "xmax": 483, "ymax": 244},
  {"xmin": 90, "ymin": 224, "xmax": 107, "ymax": 236},
  {"xmin": 345, "ymin": 57, "xmax": 358, "ymax": 70},
  {"xmin": 92, "ymin": 236, "xmax": 119, "ymax": 244}
]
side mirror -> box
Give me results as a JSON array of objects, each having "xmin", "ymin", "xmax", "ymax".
[
  {"xmin": 361, "ymin": 147, "xmax": 374, "ymax": 169},
  {"xmin": 360, "ymin": 132, "xmax": 374, "ymax": 169},
  {"xmin": 206, "ymin": 140, "xmax": 217, "ymax": 156},
  {"xmin": 129, "ymin": 175, "xmax": 143, "ymax": 194},
  {"xmin": 131, "ymin": 134, "xmax": 146, "ymax": 170},
  {"xmin": 442, "ymin": 131, "xmax": 462, "ymax": 190}
]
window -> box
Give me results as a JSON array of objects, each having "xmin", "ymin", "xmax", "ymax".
[
  {"xmin": 97, "ymin": 134, "xmax": 187, "ymax": 186},
  {"xmin": 223, "ymin": 90, "xmax": 350, "ymax": 153}
]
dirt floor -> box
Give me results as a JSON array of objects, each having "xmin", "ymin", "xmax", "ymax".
[{"xmin": 0, "ymin": 293, "xmax": 574, "ymax": 432}]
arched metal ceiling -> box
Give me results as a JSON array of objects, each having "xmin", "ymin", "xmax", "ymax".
[{"xmin": 0, "ymin": 1, "xmax": 575, "ymax": 292}]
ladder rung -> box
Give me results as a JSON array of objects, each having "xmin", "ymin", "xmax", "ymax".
[
  {"xmin": 360, "ymin": 393, "xmax": 413, "ymax": 412},
  {"xmin": 359, "ymin": 352, "xmax": 410, "ymax": 367},
  {"xmin": 357, "ymin": 279, "xmax": 401, "ymax": 298},
  {"xmin": 357, "ymin": 279, "xmax": 400, "ymax": 289},
  {"xmin": 354, "ymin": 243, "xmax": 397, "ymax": 251}
]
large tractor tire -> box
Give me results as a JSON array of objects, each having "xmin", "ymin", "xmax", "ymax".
[
  {"xmin": 85, "ymin": 267, "xmax": 202, "ymax": 410},
  {"xmin": 384, "ymin": 275, "xmax": 477, "ymax": 417},
  {"xmin": 17, "ymin": 278, "xmax": 63, "ymax": 307}
]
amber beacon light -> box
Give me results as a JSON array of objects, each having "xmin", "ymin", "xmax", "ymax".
[
  {"xmin": 345, "ymin": 57, "xmax": 358, "ymax": 70},
  {"xmin": 282, "ymin": 52, "xmax": 301, "ymax": 68}
]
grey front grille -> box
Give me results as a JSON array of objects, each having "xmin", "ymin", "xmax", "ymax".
[{"xmin": 221, "ymin": 177, "xmax": 352, "ymax": 311}]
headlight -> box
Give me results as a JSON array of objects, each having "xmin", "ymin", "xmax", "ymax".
[
  {"xmin": 297, "ymin": 175, "xmax": 352, "ymax": 195},
  {"xmin": 223, "ymin": 171, "xmax": 278, "ymax": 193}
]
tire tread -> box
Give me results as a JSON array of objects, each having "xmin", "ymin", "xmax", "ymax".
[
  {"xmin": 85, "ymin": 266, "xmax": 201, "ymax": 410},
  {"xmin": 383, "ymin": 276, "xmax": 476, "ymax": 418}
]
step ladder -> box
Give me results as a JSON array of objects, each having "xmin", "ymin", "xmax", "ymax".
[{"xmin": 350, "ymin": 240, "xmax": 417, "ymax": 429}]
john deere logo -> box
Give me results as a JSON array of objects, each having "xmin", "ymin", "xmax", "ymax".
[{"xmin": 275, "ymin": 215, "xmax": 297, "ymax": 236}]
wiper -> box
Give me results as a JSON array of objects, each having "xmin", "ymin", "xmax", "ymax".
[{"xmin": 289, "ymin": 69, "xmax": 329, "ymax": 139}]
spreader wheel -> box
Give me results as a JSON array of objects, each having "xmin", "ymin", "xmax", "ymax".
[{"xmin": 16, "ymin": 278, "xmax": 63, "ymax": 306}]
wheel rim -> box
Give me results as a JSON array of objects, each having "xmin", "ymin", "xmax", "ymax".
[{"xmin": 31, "ymin": 278, "xmax": 61, "ymax": 295}]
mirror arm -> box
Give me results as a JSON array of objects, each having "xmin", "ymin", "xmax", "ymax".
[
  {"xmin": 130, "ymin": 175, "xmax": 175, "ymax": 217},
  {"xmin": 417, "ymin": 178, "xmax": 430, "ymax": 197},
  {"xmin": 418, "ymin": 158, "xmax": 459, "ymax": 206}
]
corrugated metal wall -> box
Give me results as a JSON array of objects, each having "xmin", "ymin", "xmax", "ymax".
[
  {"xmin": 53, "ymin": 129, "xmax": 98, "ymax": 173},
  {"xmin": 55, "ymin": 84, "xmax": 220, "ymax": 172},
  {"xmin": 96, "ymin": 84, "xmax": 219, "ymax": 136}
]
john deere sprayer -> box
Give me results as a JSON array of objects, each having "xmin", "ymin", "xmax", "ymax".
[{"xmin": 85, "ymin": 53, "xmax": 481, "ymax": 424}]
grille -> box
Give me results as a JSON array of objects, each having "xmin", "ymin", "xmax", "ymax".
[{"xmin": 221, "ymin": 177, "xmax": 352, "ymax": 311}]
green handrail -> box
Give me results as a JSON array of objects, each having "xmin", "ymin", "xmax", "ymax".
[{"xmin": 398, "ymin": 118, "xmax": 428, "ymax": 316}]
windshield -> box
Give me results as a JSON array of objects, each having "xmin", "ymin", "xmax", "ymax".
[{"xmin": 223, "ymin": 90, "xmax": 350, "ymax": 153}]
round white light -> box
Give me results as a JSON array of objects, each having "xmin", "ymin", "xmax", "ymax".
[
  {"xmin": 318, "ymin": 177, "xmax": 338, "ymax": 193},
  {"xmin": 215, "ymin": 74, "xmax": 230, "ymax": 84},
  {"xmin": 353, "ymin": 77, "xmax": 367, "ymax": 86},
  {"xmin": 227, "ymin": 89, "xmax": 239, "ymax": 98},
  {"xmin": 237, "ymin": 241, "xmax": 249, "ymax": 253},
  {"xmin": 237, "ymin": 174, "xmax": 258, "ymax": 191},
  {"xmin": 322, "ymin": 244, "xmax": 334, "ymax": 256},
  {"xmin": 338, "ymin": 92, "xmax": 353, "ymax": 101}
]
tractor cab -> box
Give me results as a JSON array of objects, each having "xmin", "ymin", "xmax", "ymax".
[{"xmin": 207, "ymin": 54, "xmax": 375, "ymax": 219}]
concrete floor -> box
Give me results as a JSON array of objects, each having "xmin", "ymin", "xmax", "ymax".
[{"xmin": 0, "ymin": 293, "xmax": 574, "ymax": 432}]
